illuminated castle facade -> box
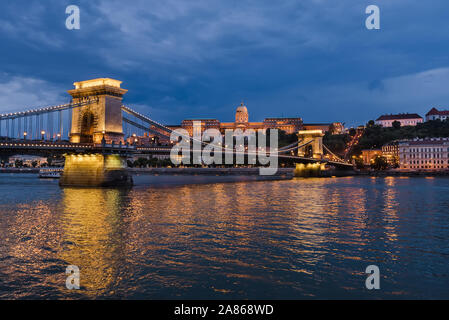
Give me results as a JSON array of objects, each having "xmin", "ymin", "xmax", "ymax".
[
  {"xmin": 181, "ymin": 102, "xmax": 304, "ymax": 136},
  {"xmin": 132, "ymin": 102, "xmax": 344, "ymax": 145}
]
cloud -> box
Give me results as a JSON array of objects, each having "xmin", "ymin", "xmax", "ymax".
[
  {"xmin": 2, "ymin": 0, "xmax": 449, "ymax": 126},
  {"xmin": 0, "ymin": 1, "xmax": 65, "ymax": 49},
  {"xmin": 90, "ymin": 0, "xmax": 364, "ymax": 68},
  {"xmin": 262, "ymin": 67, "xmax": 449, "ymax": 126},
  {"xmin": 0, "ymin": 75, "xmax": 66, "ymax": 114}
]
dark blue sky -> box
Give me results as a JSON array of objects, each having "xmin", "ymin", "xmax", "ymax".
[{"xmin": 1, "ymin": 0, "xmax": 449, "ymax": 126}]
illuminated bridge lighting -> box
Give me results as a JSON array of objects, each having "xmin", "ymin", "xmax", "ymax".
[{"xmin": 0, "ymin": 93, "xmax": 352, "ymax": 167}]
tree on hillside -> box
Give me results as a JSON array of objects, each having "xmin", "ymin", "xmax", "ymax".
[
  {"xmin": 392, "ymin": 121, "xmax": 401, "ymax": 129},
  {"xmin": 323, "ymin": 132, "xmax": 350, "ymax": 155},
  {"xmin": 354, "ymin": 157, "xmax": 364, "ymax": 169},
  {"xmin": 350, "ymin": 119, "xmax": 449, "ymax": 158},
  {"xmin": 276, "ymin": 129, "xmax": 297, "ymax": 148}
]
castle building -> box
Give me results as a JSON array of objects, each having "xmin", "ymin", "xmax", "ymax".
[
  {"xmin": 263, "ymin": 118, "xmax": 304, "ymax": 134},
  {"xmin": 181, "ymin": 119, "xmax": 221, "ymax": 137},
  {"xmin": 180, "ymin": 102, "xmax": 304, "ymax": 136},
  {"xmin": 426, "ymin": 107, "xmax": 449, "ymax": 122},
  {"xmin": 398, "ymin": 138, "xmax": 449, "ymax": 170},
  {"xmin": 303, "ymin": 123, "xmax": 344, "ymax": 135},
  {"xmin": 126, "ymin": 132, "xmax": 156, "ymax": 146},
  {"xmin": 136, "ymin": 102, "xmax": 343, "ymax": 144}
]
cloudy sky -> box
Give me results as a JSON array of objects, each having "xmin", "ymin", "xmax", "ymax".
[{"xmin": 1, "ymin": 0, "xmax": 449, "ymax": 126}]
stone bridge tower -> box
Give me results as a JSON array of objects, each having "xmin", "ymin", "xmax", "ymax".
[
  {"xmin": 68, "ymin": 78, "xmax": 127, "ymax": 144},
  {"xmin": 297, "ymin": 130, "xmax": 324, "ymax": 159}
]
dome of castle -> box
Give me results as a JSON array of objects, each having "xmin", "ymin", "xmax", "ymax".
[
  {"xmin": 236, "ymin": 104, "xmax": 247, "ymax": 113},
  {"xmin": 235, "ymin": 102, "xmax": 249, "ymax": 123}
]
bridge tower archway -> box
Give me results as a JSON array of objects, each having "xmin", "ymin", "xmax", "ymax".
[
  {"xmin": 297, "ymin": 130, "xmax": 324, "ymax": 159},
  {"xmin": 79, "ymin": 109, "xmax": 96, "ymax": 143},
  {"xmin": 68, "ymin": 78, "xmax": 127, "ymax": 144}
]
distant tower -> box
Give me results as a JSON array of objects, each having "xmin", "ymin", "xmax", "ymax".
[
  {"xmin": 68, "ymin": 78, "xmax": 127, "ymax": 144},
  {"xmin": 235, "ymin": 102, "xmax": 249, "ymax": 124}
]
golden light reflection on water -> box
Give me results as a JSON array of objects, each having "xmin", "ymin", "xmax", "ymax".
[
  {"xmin": 59, "ymin": 188, "xmax": 128, "ymax": 297},
  {"xmin": 2, "ymin": 175, "xmax": 447, "ymax": 299},
  {"xmin": 382, "ymin": 177, "xmax": 399, "ymax": 243}
]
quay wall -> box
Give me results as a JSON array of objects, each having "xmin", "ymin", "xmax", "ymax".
[{"xmin": 129, "ymin": 167, "xmax": 294, "ymax": 177}]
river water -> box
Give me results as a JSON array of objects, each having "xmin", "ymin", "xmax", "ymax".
[{"xmin": 0, "ymin": 174, "xmax": 448, "ymax": 299}]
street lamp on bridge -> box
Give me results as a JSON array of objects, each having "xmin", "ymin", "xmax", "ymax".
[
  {"xmin": 23, "ymin": 132, "xmax": 27, "ymax": 140},
  {"xmin": 41, "ymin": 130, "xmax": 46, "ymax": 141}
]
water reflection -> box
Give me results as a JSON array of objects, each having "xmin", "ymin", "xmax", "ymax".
[
  {"xmin": 58, "ymin": 188, "xmax": 130, "ymax": 297},
  {"xmin": 0, "ymin": 175, "xmax": 448, "ymax": 299}
]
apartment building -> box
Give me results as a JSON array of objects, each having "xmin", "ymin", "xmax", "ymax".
[{"xmin": 398, "ymin": 138, "xmax": 449, "ymax": 170}]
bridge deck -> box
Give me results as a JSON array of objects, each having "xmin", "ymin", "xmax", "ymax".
[{"xmin": 0, "ymin": 140, "xmax": 353, "ymax": 167}]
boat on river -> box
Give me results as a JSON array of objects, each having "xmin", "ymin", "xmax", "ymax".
[{"xmin": 38, "ymin": 168, "xmax": 63, "ymax": 179}]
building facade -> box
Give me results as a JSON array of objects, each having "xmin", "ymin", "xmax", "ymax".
[
  {"xmin": 263, "ymin": 118, "xmax": 304, "ymax": 134},
  {"xmin": 126, "ymin": 132, "xmax": 157, "ymax": 145},
  {"xmin": 361, "ymin": 143, "xmax": 399, "ymax": 167},
  {"xmin": 382, "ymin": 141, "xmax": 399, "ymax": 166},
  {"xmin": 426, "ymin": 108, "xmax": 449, "ymax": 122},
  {"xmin": 303, "ymin": 123, "xmax": 344, "ymax": 135},
  {"xmin": 8, "ymin": 155, "xmax": 47, "ymax": 167},
  {"xmin": 398, "ymin": 138, "xmax": 449, "ymax": 170},
  {"xmin": 375, "ymin": 113, "xmax": 423, "ymax": 127},
  {"xmin": 180, "ymin": 102, "xmax": 304, "ymax": 136},
  {"xmin": 361, "ymin": 149, "xmax": 382, "ymax": 166},
  {"xmin": 134, "ymin": 102, "xmax": 343, "ymax": 145},
  {"xmin": 181, "ymin": 119, "xmax": 221, "ymax": 137}
]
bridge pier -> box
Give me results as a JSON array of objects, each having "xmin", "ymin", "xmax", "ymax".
[
  {"xmin": 294, "ymin": 162, "xmax": 326, "ymax": 177},
  {"xmin": 59, "ymin": 153, "xmax": 133, "ymax": 187}
]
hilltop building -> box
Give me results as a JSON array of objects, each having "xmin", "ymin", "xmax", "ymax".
[
  {"xmin": 426, "ymin": 108, "xmax": 449, "ymax": 122},
  {"xmin": 375, "ymin": 113, "xmax": 423, "ymax": 127}
]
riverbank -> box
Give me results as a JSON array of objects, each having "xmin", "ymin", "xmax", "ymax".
[
  {"xmin": 0, "ymin": 167, "xmax": 293, "ymax": 176},
  {"xmin": 359, "ymin": 170, "xmax": 449, "ymax": 177},
  {"xmin": 3, "ymin": 167, "xmax": 449, "ymax": 178},
  {"xmin": 0, "ymin": 168, "xmax": 39, "ymax": 173}
]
